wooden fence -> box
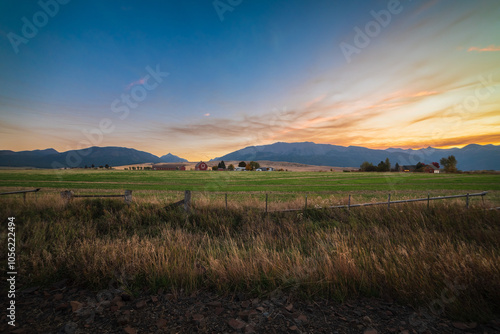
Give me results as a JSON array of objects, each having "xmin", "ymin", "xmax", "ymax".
[
  {"xmin": 0, "ymin": 188, "xmax": 40, "ymax": 202},
  {"xmin": 268, "ymin": 191, "xmax": 488, "ymax": 213},
  {"xmin": 60, "ymin": 190, "xmax": 133, "ymax": 204},
  {"xmin": 0, "ymin": 188, "xmax": 493, "ymax": 213}
]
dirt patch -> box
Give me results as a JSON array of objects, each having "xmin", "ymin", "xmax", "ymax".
[{"xmin": 5, "ymin": 283, "xmax": 498, "ymax": 333}]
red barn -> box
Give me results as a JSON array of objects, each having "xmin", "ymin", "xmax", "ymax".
[
  {"xmin": 195, "ymin": 161, "xmax": 208, "ymax": 171},
  {"xmin": 152, "ymin": 164, "xmax": 186, "ymax": 171}
]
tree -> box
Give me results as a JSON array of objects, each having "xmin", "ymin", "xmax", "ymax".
[
  {"xmin": 415, "ymin": 162, "xmax": 426, "ymax": 172},
  {"xmin": 212, "ymin": 165, "xmax": 218, "ymax": 171},
  {"xmin": 245, "ymin": 163, "xmax": 252, "ymax": 171},
  {"xmin": 440, "ymin": 155, "xmax": 457, "ymax": 173},
  {"xmin": 431, "ymin": 162, "xmax": 440, "ymax": 169},
  {"xmin": 249, "ymin": 161, "xmax": 260, "ymax": 170},
  {"xmin": 376, "ymin": 158, "xmax": 390, "ymax": 172},
  {"xmin": 360, "ymin": 161, "xmax": 376, "ymax": 172},
  {"xmin": 218, "ymin": 160, "xmax": 226, "ymax": 170},
  {"xmin": 238, "ymin": 161, "xmax": 246, "ymax": 168},
  {"xmin": 228, "ymin": 164, "xmax": 234, "ymax": 171},
  {"xmin": 105, "ymin": 164, "xmax": 110, "ymax": 169},
  {"xmin": 91, "ymin": 164, "xmax": 95, "ymax": 168},
  {"xmin": 394, "ymin": 162, "xmax": 400, "ymax": 172}
]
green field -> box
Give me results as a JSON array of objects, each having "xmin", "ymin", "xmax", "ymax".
[{"xmin": 1, "ymin": 169, "xmax": 499, "ymax": 206}]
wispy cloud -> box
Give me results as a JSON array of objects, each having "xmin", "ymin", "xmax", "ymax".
[
  {"xmin": 468, "ymin": 45, "xmax": 500, "ymax": 52},
  {"xmin": 411, "ymin": 91, "xmax": 439, "ymax": 97}
]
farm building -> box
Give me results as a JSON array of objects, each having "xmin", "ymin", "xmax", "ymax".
[
  {"xmin": 425, "ymin": 164, "xmax": 440, "ymax": 173},
  {"xmin": 256, "ymin": 167, "xmax": 274, "ymax": 171},
  {"xmin": 152, "ymin": 164, "xmax": 186, "ymax": 171},
  {"xmin": 234, "ymin": 167, "xmax": 246, "ymax": 171},
  {"xmin": 195, "ymin": 161, "xmax": 208, "ymax": 171}
]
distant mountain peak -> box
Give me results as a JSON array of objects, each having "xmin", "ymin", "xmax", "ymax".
[{"xmin": 160, "ymin": 153, "xmax": 188, "ymax": 163}]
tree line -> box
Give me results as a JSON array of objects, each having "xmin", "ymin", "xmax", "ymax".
[
  {"xmin": 360, "ymin": 155, "xmax": 458, "ymax": 173},
  {"xmin": 84, "ymin": 164, "xmax": 112, "ymax": 169},
  {"xmin": 213, "ymin": 161, "xmax": 261, "ymax": 171}
]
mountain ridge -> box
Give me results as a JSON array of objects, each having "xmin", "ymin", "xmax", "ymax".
[
  {"xmin": 0, "ymin": 146, "xmax": 188, "ymax": 168},
  {"xmin": 212, "ymin": 142, "xmax": 500, "ymax": 171}
]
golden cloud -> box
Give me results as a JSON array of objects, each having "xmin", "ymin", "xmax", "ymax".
[{"xmin": 468, "ymin": 45, "xmax": 500, "ymax": 52}]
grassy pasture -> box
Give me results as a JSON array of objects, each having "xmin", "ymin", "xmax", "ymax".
[
  {"xmin": 1, "ymin": 169, "xmax": 499, "ymax": 321},
  {"xmin": 0, "ymin": 169, "xmax": 499, "ymax": 202}
]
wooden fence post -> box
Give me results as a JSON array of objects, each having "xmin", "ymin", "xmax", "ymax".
[
  {"xmin": 23, "ymin": 192, "xmax": 26, "ymax": 203},
  {"xmin": 305, "ymin": 194, "xmax": 308, "ymax": 211},
  {"xmin": 348, "ymin": 194, "xmax": 351, "ymax": 211},
  {"xmin": 265, "ymin": 193, "xmax": 268, "ymax": 213},
  {"xmin": 388, "ymin": 193, "xmax": 391, "ymax": 210},
  {"xmin": 184, "ymin": 190, "xmax": 191, "ymax": 213},
  {"xmin": 225, "ymin": 193, "xmax": 228, "ymax": 210},
  {"xmin": 60, "ymin": 190, "xmax": 74, "ymax": 202},
  {"xmin": 466, "ymin": 193, "xmax": 469, "ymax": 209},
  {"xmin": 124, "ymin": 190, "xmax": 133, "ymax": 204},
  {"xmin": 427, "ymin": 193, "xmax": 430, "ymax": 209}
]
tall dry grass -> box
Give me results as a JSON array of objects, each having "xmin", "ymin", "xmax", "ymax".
[{"xmin": 0, "ymin": 195, "xmax": 498, "ymax": 321}]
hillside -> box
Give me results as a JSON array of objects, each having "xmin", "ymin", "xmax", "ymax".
[
  {"xmin": 0, "ymin": 147, "xmax": 183, "ymax": 169},
  {"xmin": 212, "ymin": 142, "xmax": 500, "ymax": 171}
]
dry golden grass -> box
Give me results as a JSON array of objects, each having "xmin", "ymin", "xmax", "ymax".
[{"xmin": 1, "ymin": 195, "xmax": 498, "ymax": 321}]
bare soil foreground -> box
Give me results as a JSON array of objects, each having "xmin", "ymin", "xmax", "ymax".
[{"xmin": 3, "ymin": 283, "xmax": 500, "ymax": 334}]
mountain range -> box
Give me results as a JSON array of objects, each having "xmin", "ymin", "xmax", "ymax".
[
  {"xmin": 212, "ymin": 142, "xmax": 500, "ymax": 171},
  {"xmin": 0, "ymin": 142, "xmax": 499, "ymax": 170},
  {"xmin": 0, "ymin": 147, "xmax": 186, "ymax": 168}
]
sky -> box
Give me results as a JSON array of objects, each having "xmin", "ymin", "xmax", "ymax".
[{"xmin": 0, "ymin": 0, "xmax": 499, "ymax": 161}]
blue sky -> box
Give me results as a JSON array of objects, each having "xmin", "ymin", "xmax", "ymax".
[{"xmin": 1, "ymin": 0, "xmax": 499, "ymax": 161}]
